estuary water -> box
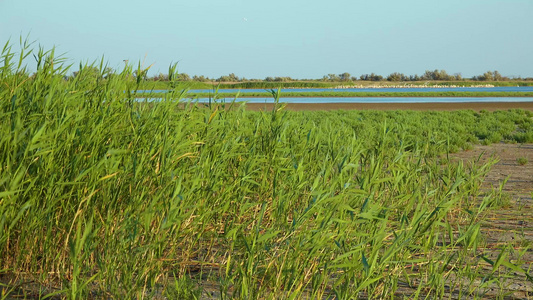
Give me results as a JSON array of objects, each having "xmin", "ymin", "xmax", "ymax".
[{"xmin": 138, "ymin": 87, "xmax": 533, "ymax": 104}]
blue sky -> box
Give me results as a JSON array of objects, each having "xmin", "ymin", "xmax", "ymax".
[{"xmin": 1, "ymin": 0, "xmax": 532, "ymax": 79}]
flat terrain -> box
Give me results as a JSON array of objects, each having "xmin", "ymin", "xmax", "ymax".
[
  {"xmin": 245, "ymin": 102, "xmax": 533, "ymax": 111},
  {"xmin": 451, "ymin": 143, "xmax": 533, "ymax": 298},
  {"xmin": 453, "ymin": 143, "xmax": 532, "ymax": 206},
  {"xmin": 453, "ymin": 142, "xmax": 533, "ymax": 248}
]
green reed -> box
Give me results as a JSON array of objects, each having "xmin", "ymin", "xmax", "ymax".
[{"xmin": 1, "ymin": 41, "xmax": 532, "ymax": 299}]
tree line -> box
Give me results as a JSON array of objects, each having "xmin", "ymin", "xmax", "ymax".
[
  {"xmin": 68, "ymin": 67, "xmax": 531, "ymax": 83},
  {"xmin": 148, "ymin": 69, "xmax": 530, "ymax": 82}
]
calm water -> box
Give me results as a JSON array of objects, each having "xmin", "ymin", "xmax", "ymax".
[
  {"xmin": 170, "ymin": 86, "xmax": 533, "ymax": 94},
  {"xmin": 178, "ymin": 97, "xmax": 533, "ymax": 104}
]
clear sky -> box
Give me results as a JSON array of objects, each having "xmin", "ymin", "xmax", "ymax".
[{"xmin": 1, "ymin": 0, "xmax": 532, "ymax": 79}]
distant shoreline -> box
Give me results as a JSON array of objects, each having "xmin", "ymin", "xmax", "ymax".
[
  {"xmin": 140, "ymin": 80, "xmax": 533, "ymax": 90},
  {"xmin": 315, "ymin": 84, "xmax": 499, "ymax": 89},
  {"xmin": 176, "ymin": 91, "xmax": 533, "ymax": 98},
  {"xmin": 244, "ymin": 102, "xmax": 533, "ymax": 111}
]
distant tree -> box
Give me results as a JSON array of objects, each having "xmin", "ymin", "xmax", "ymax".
[
  {"xmin": 192, "ymin": 75, "xmax": 209, "ymax": 82},
  {"xmin": 474, "ymin": 70, "xmax": 504, "ymax": 81},
  {"xmin": 217, "ymin": 73, "xmax": 240, "ymax": 82},
  {"xmin": 228, "ymin": 73, "xmax": 239, "ymax": 82},
  {"xmin": 339, "ymin": 72, "xmax": 351, "ymax": 81},
  {"xmin": 421, "ymin": 70, "xmax": 433, "ymax": 80},
  {"xmin": 493, "ymin": 70, "xmax": 503, "ymax": 81},
  {"xmin": 177, "ymin": 73, "xmax": 191, "ymax": 81},
  {"xmin": 409, "ymin": 74, "xmax": 421, "ymax": 81},
  {"xmin": 441, "ymin": 70, "xmax": 454, "ymax": 80},
  {"xmin": 327, "ymin": 74, "xmax": 340, "ymax": 81},
  {"xmin": 273, "ymin": 76, "xmax": 292, "ymax": 82},
  {"xmin": 372, "ymin": 74, "xmax": 383, "ymax": 81},
  {"xmin": 360, "ymin": 73, "xmax": 383, "ymax": 81},
  {"xmin": 152, "ymin": 73, "xmax": 168, "ymax": 81},
  {"xmin": 421, "ymin": 69, "xmax": 453, "ymax": 81},
  {"xmin": 264, "ymin": 76, "xmax": 274, "ymax": 82},
  {"xmin": 483, "ymin": 71, "xmax": 494, "ymax": 81},
  {"xmin": 387, "ymin": 72, "xmax": 408, "ymax": 82}
]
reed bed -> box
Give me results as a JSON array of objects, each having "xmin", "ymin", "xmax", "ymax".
[{"xmin": 1, "ymin": 42, "xmax": 532, "ymax": 299}]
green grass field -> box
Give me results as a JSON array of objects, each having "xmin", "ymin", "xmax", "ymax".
[{"xmin": 1, "ymin": 43, "xmax": 533, "ymax": 299}]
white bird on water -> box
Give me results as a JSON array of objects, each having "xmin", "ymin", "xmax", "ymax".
[{"xmin": 242, "ymin": 17, "xmax": 248, "ymax": 22}]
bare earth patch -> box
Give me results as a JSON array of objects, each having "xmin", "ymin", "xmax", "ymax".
[
  {"xmin": 453, "ymin": 143, "xmax": 533, "ymax": 206},
  {"xmin": 452, "ymin": 143, "xmax": 533, "ymax": 298}
]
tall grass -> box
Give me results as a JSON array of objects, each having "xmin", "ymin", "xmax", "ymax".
[{"xmin": 1, "ymin": 41, "xmax": 532, "ymax": 298}]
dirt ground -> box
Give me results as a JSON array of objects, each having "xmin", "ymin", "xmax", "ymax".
[
  {"xmin": 451, "ymin": 143, "xmax": 533, "ymax": 298},
  {"xmin": 453, "ymin": 143, "xmax": 533, "ymax": 208},
  {"xmin": 453, "ymin": 143, "xmax": 533, "ymax": 245}
]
